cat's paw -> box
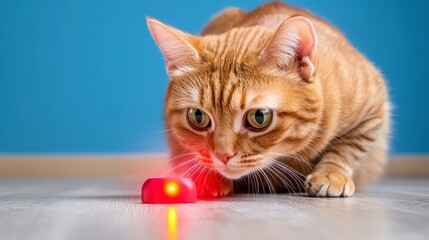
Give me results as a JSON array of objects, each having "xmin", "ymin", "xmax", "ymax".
[
  {"xmin": 305, "ymin": 171, "xmax": 355, "ymax": 197},
  {"xmin": 199, "ymin": 179, "xmax": 233, "ymax": 198},
  {"xmin": 194, "ymin": 172, "xmax": 233, "ymax": 198}
]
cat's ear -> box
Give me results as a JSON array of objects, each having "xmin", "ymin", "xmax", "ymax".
[
  {"xmin": 146, "ymin": 17, "xmax": 200, "ymax": 75},
  {"xmin": 259, "ymin": 16, "xmax": 318, "ymax": 81}
]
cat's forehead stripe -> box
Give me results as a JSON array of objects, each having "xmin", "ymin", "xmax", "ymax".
[
  {"xmin": 235, "ymin": 28, "xmax": 264, "ymax": 63},
  {"xmin": 198, "ymin": 28, "xmax": 270, "ymax": 113},
  {"xmin": 178, "ymin": 27, "xmax": 277, "ymax": 113},
  {"xmin": 247, "ymin": 92, "xmax": 280, "ymax": 109},
  {"xmin": 205, "ymin": 26, "xmax": 269, "ymax": 65}
]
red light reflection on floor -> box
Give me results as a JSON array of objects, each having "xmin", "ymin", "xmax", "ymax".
[{"xmin": 167, "ymin": 207, "xmax": 177, "ymax": 240}]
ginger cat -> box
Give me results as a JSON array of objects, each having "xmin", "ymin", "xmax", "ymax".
[{"xmin": 147, "ymin": 2, "xmax": 390, "ymax": 197}]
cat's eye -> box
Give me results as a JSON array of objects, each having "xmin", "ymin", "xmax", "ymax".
[
  {"xmin": 245, "ymin": 109, "xmax": 273, "ymax": 131},
  {"xmin": 187, "ymin": 108, "xmax": 211, "ymax": 130}
]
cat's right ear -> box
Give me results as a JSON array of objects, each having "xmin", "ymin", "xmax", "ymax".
[
  {"xmin": 259, "ymin": 16, "xmax": 318, "ymax": 81},
  {"xmin": 146, "ymin": 17, "xmax": 200, "ymax": 76}
]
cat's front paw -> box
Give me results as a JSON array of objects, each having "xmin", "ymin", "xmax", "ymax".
[
  {"xmin": 305, "ymin": 171, "xmax": 355, "ymax": 197},
  {"xmin": 199, "ymin": 179, "xmax": 233, "ymax": 198},
  {"xmin": 195, "ymin": 172, "xmax": 233, "ymax": 198},
  {"xmin": 201, "ymin": 180, "xmax": 232, "ymax": 197}
]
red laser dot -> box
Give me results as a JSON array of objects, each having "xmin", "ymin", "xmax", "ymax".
[{"xmin": 165, "ymin": 181, "xmax": 179, "ymax": 197}]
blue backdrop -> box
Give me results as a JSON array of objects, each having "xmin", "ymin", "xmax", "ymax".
[{"xmin": 0, "ymin": 0, "xmax": 428, "ymax": 154}]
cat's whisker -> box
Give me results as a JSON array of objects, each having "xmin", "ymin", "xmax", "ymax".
[
  {"xmin": 274, "ymin": 153, "xmax": 314, "ymax": 174},
  {"xmin": 193, "ymin": 165, "xmax": 207, "ymax": 184},
  {"xmin": 256, "ymin": 169, "xmax": 266, "ymax": 194},
  {"xmin": 193, "ymin": 166, "xmax": 211, "ymax": 196},
  {"xmin": 255, "ymin": 171, "xmax": 261, "ymax": 195},
  {"xmin": 262, "ymin": 167, "xmax": 278, "ymax": 195},
  {"xmin": 248, "ymin": 172, "xmax": 254, "ymax": 196},
  {"xmin": 200, "ymin": 168, "xmax": 213, "ymax": 197},
  {"xmin": 189, "ymin": 164, "xmax": 205, "ymax": 182},
  {"xmin": 266, "ymin": 162, "xmax": 298, "ymax": 194},
  {"xmin": 182, "ymin": 161, "xmax": 202, "ymax": 178},
  {"xmin": 256, "ymin": 169, "xmax": 266, "ymax": 195},
  {"xmin": 145, "ymin": 152, "xmax": 196, "ymax": 178},
  {"xmin": 250, "ymin": 172, "xmax": 256, "ymax": 196},
  {"xmin": 291, "ymin": 152, "xmax": 315, "ymax": 173},
  {"xmin": 247, "ymin": 172, "xmax": 254, "ymax": 195},
  {"xmin": 271, "ymin": 160, "xmax": 308, "ymax": 180},
  {"xmin": 266, "ymin": 151, "xmax": 315, "ymax": 168},
  {"xmin": 259, "ymin": 168, "xmax": 277, "ymax": 197},
  {"xmin": 269, "ymin": 160, "xmax": 320, "ymax": 197},
  {"xmin": 161, "ymin": 157, "xmax": 199, "ymax": 177},
  {"xmin": 273, "ymin": 169, "xmax": 300, "ymax": 196},
  {"xmin": 264, "ymin": 152, "xmax": 314, "ymax": 184},
  {"xmin": 261, "ymin": 160, "xmax": 289, "ymax": 194},
  {"xmin": 269, "ymin": 160, "xmax": 306, "ymax": 185},
  {"xmin": 265, "ymin": 151, "xmax": 315, "ymax": 174},
  {"xmin": 248, "ymin": 173, "xmax": 253, "ymax": 196},
  {"xmin": 195, "ymin": 168, "xmax": 206, "ymax": 196},
  {"xmin": 245, "ymin": 174, "xmax": 251, "ymax": 196},
  {"xmin": 264, "ymin": 166, "xmax": 291, "ymax": 193}
]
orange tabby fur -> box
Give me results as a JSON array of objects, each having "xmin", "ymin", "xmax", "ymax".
[{"xmin": 147, "ymin": 2, "xmax": 390, "ymax": 197}]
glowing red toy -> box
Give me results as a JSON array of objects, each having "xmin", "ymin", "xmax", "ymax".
[{"xmin": 142, "ymin": 178, "xmax": 197, "ymax": 204}]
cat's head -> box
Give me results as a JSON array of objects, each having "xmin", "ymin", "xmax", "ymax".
[{"xmin": 147, "ymin": 16, "xmax": 322, "ymax": 179}]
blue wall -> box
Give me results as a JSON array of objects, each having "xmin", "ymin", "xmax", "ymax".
[{"xmin": 0, "ymin": 0, "xmax": 428, "ymax": 154}]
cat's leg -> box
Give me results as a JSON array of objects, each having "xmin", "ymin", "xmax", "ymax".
[
  {"xmin": 305, "ymin": 112, "xmax": 388, "ymax": 197},
  {"xmin": 352, "ymin": 136, "xmax": 388, "ymax": 188}
]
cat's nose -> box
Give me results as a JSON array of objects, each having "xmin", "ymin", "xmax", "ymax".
[{"xmin": 215, "ymin": 153, "xmax": 236, "ymax": 164}]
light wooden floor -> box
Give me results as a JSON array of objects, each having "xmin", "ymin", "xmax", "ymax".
[{"xmin": 1, "ymin": 178, "xmax": 428, "ymax": 240}]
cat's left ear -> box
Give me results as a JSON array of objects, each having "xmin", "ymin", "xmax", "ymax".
[
  {"xmin": 147, "ymin": 17, "xmax": 200, "ymax": 76},
  {"xmin": 259, "ymin": 16, "xmax": 318, "ymax": 81}
]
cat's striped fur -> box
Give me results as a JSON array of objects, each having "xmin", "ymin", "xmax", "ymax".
[{"xmin": 147, "ymin": 2, "xmax": 390, "ymax": 197}]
